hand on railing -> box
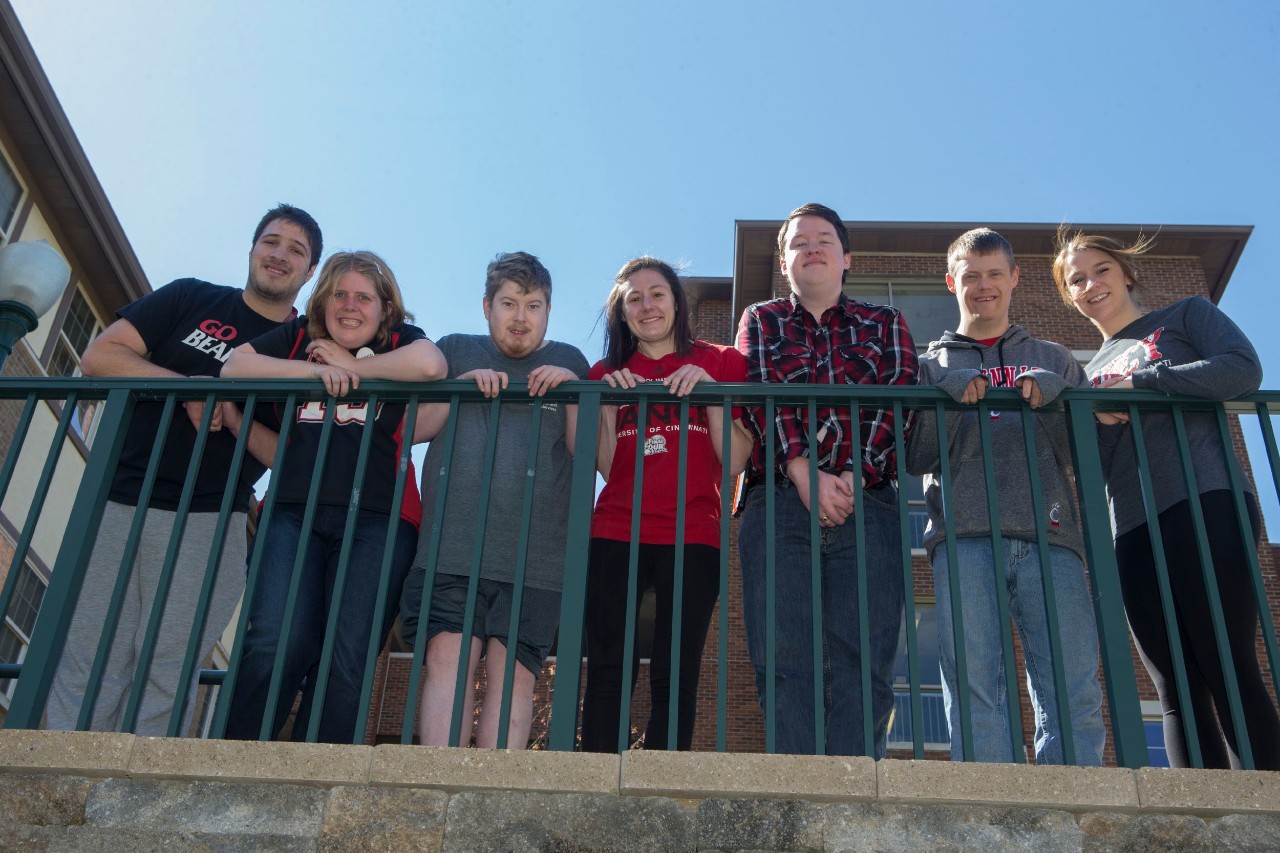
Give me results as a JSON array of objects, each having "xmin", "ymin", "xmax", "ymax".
[
  {"xmin": 1095, "ymin": 375, "xmax": 1134, "ymax": 424},
  {"xmin": 182, "ymin": 378, "xmax": 222, "ymax": 432}
]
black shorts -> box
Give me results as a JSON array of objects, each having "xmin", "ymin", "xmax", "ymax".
[{"xmin": 426, "ymin": 573, "xmax": 561, "ymax": 677}]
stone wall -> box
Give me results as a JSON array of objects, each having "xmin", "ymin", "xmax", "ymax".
[{"xmin": 2, "ymin": 730, "xmax": 1277, "ymax": 852}]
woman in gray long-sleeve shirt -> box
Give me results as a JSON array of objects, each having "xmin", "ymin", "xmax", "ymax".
[{"xmin": 1053, "ymin": 231, "xmax": 1280, "ymax": 770}]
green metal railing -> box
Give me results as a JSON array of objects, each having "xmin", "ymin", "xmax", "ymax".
[{"xmin": 0, "ymin": 375, "xmax": 1277, "ymax": 769}]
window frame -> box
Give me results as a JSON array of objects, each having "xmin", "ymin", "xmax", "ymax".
[
  {"xmin": 0, "ymin": 559, "xmax": 49, "ymax": 710},
  {"xmin": 844, "ymin": 277, "xmax": 954, "ymax": 353},
  {"xmin": 0, "ymin": 142, "xmax": 26, "ymax": 245}
]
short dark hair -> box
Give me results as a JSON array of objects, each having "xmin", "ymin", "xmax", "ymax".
[
  {"xmin": 602, "ymin": 256, "xmax": 694, "ymax": 370},
  {"xmin": 776, "ymin": 202, "xmax": 851, "ymax": 257},
  {"xmin": 947, "ymin": 228, "xmax": 1016, "ymax": 277},
  {"xmin": 484, "ymin": 251, "xmax": 552, "ymax": 303},
  {"xmin": 253, "ymin": 203, "xmax": 323, "ymax": 267}
]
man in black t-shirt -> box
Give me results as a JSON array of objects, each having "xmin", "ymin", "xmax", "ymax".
[{"xmin": 46, "ymin": 204, "xmax": 323, "ymax": 736}]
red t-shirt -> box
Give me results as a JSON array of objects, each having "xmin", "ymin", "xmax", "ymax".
[{"xmin": 589, "ymin": 341, "xmax": 748, "ymax": 548}]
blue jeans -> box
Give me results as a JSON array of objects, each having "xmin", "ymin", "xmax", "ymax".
[
  {"xmin": 225, "ymin": 505, "xmax": 415, "ymax": 743},
  {"xmin": 933, "ymin": 537, "xmax": 1105, "ymax": 765},
  {"xmin": 738, "ymin": 479, "xmax": 904, "ymax": 756}
]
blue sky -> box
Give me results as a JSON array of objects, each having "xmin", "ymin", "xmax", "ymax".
[{"xmin": 11, "ymin": 0, "xmax": 1280, "ymax": 515}]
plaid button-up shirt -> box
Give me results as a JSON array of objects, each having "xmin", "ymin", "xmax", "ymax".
[{"xmin": 736, "ymin": 292, "xmax": 918, "ymax": 487}]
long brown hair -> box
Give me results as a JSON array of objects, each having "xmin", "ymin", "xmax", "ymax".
[
  {"xmin": 1052, "ymin": 227, "xmax": 1157, "ymax": 309},
  {"xmin": 601, "ymin": 256, "xmax": 693, "ymax": 370}
]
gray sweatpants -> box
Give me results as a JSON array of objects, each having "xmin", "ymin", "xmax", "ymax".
[{"xmin": 45, "ymin": 501, "xmax": 247, "ymax": 736}]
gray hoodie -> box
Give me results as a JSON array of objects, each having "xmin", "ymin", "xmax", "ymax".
[
  {"xmin": 1087, "ymin": 295, "xmax": 1261, "ymax": 538},
  {"xmin": 906, "ymin": 325, "xmax": 1088, "ymax": 561}
]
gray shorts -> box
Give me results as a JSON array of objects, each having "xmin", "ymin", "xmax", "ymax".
[{"xmin": 426, "ymin": 573, "xmax": 560, "ymax": 677}]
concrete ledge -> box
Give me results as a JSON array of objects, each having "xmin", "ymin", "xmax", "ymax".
[
  {"xmin": 621, "ymin": 751, "xmax": 876, "ymax": 801},
  {"xmin": 878, "ymin": 759, "xmax": 1140, "ymax": 811},
  {"xmin": 1137, "ymin": 767, "xmax": 1280, "ymax": 814},
  {"xmin": 0, "ymin": 729, "xmax": 134, "ymax": 776},
  {"xmin": 127, "ymin": 737, "xmax": 371, "ymax": 786},
  {"xmin": 370, "ymin": 745, "xmax": 619, "ymax": 794}
]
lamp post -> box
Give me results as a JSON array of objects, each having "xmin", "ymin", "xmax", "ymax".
[{"xmin": 0, "ymin": 240, "xmax": 71, "ymax": 372}]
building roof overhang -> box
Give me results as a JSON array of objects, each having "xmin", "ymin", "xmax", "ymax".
[
  {"xmin": 730, "ymin": 220, "xmax": 1252, "ymax": 325},
  {"xmin": 0, "ymin": 0, "xmax": 149, "ymax": 309}
]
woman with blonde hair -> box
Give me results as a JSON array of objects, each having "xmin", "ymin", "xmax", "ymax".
[
  {"xmin": 222, "ymin": 250, "xmax": 446, "ymax": 743},
  {"xmin": 1054, "ymin": 231, "xmax": 1279, "ymax": 769}
]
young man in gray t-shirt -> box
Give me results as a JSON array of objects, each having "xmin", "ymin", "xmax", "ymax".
[{"xmin": 400, "ymin": 251, "xmax": 588, "ymax": 749}]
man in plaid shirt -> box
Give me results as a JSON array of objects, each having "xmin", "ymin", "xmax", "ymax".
[{"xmin": 735, "ymin": 202, "xmax": 918, "ymax": 756}]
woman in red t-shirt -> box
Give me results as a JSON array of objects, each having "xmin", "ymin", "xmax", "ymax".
[{"xmin": 580, "ymin": 256, "xmax": 754, "ymax": 752}]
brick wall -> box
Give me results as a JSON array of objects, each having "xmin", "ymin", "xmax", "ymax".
[{"xmin": 355, "ymin": 243, "xmax": 1278, "ymax": 763}]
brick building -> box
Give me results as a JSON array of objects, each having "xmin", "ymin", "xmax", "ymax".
[
  {"xmin": 365, "ymin": 219, "xmax": 1279, "ymax": 767},
  {"xmin": 0, "ymin": 0, "xmax": 148, "ymax": 724}
]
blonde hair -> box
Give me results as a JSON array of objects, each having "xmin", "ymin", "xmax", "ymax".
[{"xmin": 305, "ymin": 251, "xmax": 413, "ymax": 349}]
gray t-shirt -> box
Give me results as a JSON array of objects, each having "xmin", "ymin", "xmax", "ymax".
[
  {"xmin": 1086, "ymin": 296, "xmax": 1261, "ymax": 538},
  {"xmin": 415, "ymin": 333, "xmax": 589, "ymax": 592}
]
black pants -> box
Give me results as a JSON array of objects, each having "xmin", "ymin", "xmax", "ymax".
[
  {"xmin": 1115, "ymin": 490, "xmax": 1280, "ymax": 769},
  {"xmin": 580, "ymin": 539, "xmax": 720, "ymax": 752}
]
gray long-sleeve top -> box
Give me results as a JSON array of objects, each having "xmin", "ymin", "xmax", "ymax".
[
  {"xmin": 906, "ymin": 325, "xmax": 1088, "ymax": 561},
  {"xmin": 1086, "ymin": 295, "xmax": 1262, "ymax": 538}
]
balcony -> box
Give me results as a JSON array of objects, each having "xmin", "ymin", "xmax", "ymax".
[{"xmin": 1, "ymin": 375, "xmax": 1278, "ymax": 848}]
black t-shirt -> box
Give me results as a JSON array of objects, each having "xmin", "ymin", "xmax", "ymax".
[
  {"xmin": 108, "ymin": 278, "xmax": 288, "ymax": 512},
  {"xmin": 249, "ymin": 317, "xmax": 427, "ymax": 524}
]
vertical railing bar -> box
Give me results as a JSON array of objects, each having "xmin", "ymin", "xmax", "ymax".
[
  {"xmin": 666, "ymin": 397, "xmax": 692, "ymax": 750},
  {"xmin": 449, "ymin": 395, "xmax": 504, "ymax": 748},
  {"xmin": 616, "ymin": 397, "xmax": 649, "ymax": 752},
  {"xmin": 934, "ymin": 401, "xmax": 973, "ymax": 761},
  {"xmin": 306, "ymin": 392, "xmax": 381, "ymax": 743},
  {"xmin": 496, "ymin": 401, "xmax": 542, "ymax": 750},
  {"xmin": 76, "ymin": 389, "xmax": 175, "ymax": 727},
  {"xmin": 166, "ymin": 392, "xmax": 259, "ymax": 736},
  {"xmin": 76, "ymin": 393, "xmax": 178, "ymax": 730},
  {"xmin": 764, "ymin": 397, "xmax": 776, "ymax": 754},
  {"xmin": 1124, "ymin": 403, "xmax": 1200, "ymax": 764},
  {"xmin": 402, "ymin": 396, "xmax": 460, "ymax": 743},
  {"xmin": 211, "ymin": 392, "xmax": 298, "ymax": 738},
  {"xmin": 120, "ymin": 391, "xmax": 217, "ymax": 734},
  {"xmin": 1066, "ymin": 398, "xmax": 1146, "ymax": 768},
  {"xmin": 353, "ymin": 394, "xmax": 418, "ymax": 744},
  {"xmin": 716, "ymin": 396, "xmax": 733, "ymax": 753},
  {"xmin": 1019, "ymin": 399, "xmax": 1075, "ymax": 765},
  {"xmin": 4, "ymin": 391, "xmax": 79, "ymax": 623},
  {"xmin": 1247, "ymin": 404, "xmax": 1280, "ymax": 696},
  {"xmin": 1171, "ymin": 404, "xmax": 1253, "ymax": 768},
  {"xmin": 806, "ymin": 398, "xmax": 824, "ymax": 755},
  {"xmin": 256, "ymin": 398, "xmax": 337, "ymax": 741},
  {"xmin": 6, "ymin": 388, "xmax": 135, "ymax": 729},
  {"xmin": 892, "ymin": 401, "xmax": 924, "ymax": 759},
  {"xmin": 850, "ymin": 400, "xmax": 872, "ymax": 758},
  {"xmin": 0, "ymin": 392, "xmax": 39, "ymax": 507},
  {"xmin": 547, "ymin": 388, "xmax": 600, "ymax": 750},
  {"xmin": 0, "ymin": 392, "xmax": 42, "ymax": 717},
  {"xmin": 976, "ymin": 398, "xmax": 1027, "ymax": 762}
]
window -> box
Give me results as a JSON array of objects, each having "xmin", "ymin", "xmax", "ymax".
[
  {"xmin": 0, "ymin": 146, "xmax": 22, "ymax": 242},
  {"xmin": 0, "ymin": 561, "xmax": 47, "ymax": 710},
  {"xmin": 847, "ymin": 280, "xmax": 955, "ymax": 350},
  {"xmin": 1144, "ymin": 719, "xmax": 1170, "ymax": 767},
  {"xmin": 46, "ymin": 286, "xmax": 104, "ymax": 440},
  {"xmin": 886, "ymin": 604, "xmax": 950, "ymax": 751},
  {"xmin": 902, "ymin": 475, "xmax": 927, "ymax": 552}
]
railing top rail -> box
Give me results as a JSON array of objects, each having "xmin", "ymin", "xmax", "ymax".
[{"xmin": 1, "ymin": 375, "xmax": 1278, "ymax": 413}]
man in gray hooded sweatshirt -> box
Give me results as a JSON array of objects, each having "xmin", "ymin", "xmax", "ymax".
[{"xmin": 906, "ymin": 228, "xmax": 1104, "ymax": 766}]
